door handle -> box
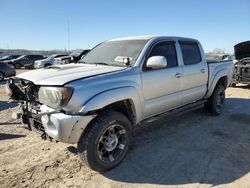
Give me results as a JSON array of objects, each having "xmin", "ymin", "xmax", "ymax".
[
  {"xmin": 175, "ymin": 73, "xmax": 182, "ymax": 78},
  {"xmin": 201, "ymin": 69, "xmax": 206, "ymax": 73}
]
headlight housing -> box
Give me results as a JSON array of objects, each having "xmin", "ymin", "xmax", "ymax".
[{"xmin": 38, "ymin": 87, "xmax": 73, "ymax": 109}]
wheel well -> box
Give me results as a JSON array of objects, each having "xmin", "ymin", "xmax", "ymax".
[
  {"xmin": 44, "ymin": 63, "xmax": 52, "ymax": 67},
  {"xmin": 217, "ymin": 76, "xmax": 227, "ymax": 88},
  {"xmin": 78, "ymin": 100, "xmax": 136, "ymax": 144},
  {"xmin": 15, "ymin": 63, "xmax": 21, "ymax": 68},
  {"xmin": 101, "ymin": 99, "xmax": 136, "ymax": 125}
]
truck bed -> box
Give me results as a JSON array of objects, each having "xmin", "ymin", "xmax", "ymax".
[{"xmin": 207, "ymin": 60, "xmax": 234, "ymax": 91}]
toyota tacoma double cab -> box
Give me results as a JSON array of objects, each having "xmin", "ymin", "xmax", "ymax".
[{"xmin": 6, "ymin": 36, "xmax": 234, "ymax": 172}]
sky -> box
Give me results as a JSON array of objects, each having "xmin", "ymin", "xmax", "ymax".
[{"xmin": 0, "ymin": 0, "xmax": 249, "ymax": 53}]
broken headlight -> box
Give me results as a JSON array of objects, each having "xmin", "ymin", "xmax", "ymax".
[{"xmin": 38, "ymin": 87, "xmax": 73, "ymax": 109}]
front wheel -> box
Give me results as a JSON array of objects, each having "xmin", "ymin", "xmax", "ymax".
[
  {"xmin": 204, "ymin": 84, "xmax": 225, "ymax": 115},
  {"xmin": 14, "ymin": 63, "xmax": 21, "ymax": 69},
  {"xmin": 77, "ymin": 111, "xmax": 132, "ymax": 172}
]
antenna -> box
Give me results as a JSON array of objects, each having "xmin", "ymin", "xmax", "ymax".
[{"xmin": 67, "ymin": 20, "xmax": 70, "ymax": 53}]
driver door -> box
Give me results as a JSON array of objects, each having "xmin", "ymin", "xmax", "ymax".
[{"xmin": 141, "ymin": 41, "xmax": 183, "ymax": 118}]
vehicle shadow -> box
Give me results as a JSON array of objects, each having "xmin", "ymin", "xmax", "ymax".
[
  {"xmin": 102, "ymin": 98, "xmax": 250, "ymax": 186},
  {"xmin": 67, "ymin": 146, "xmax": 78, "ymax": 155},
  {"xmin": 0, "ymin": 122, "xmax": 21, "ymax": 126},
  {"xmin": 0, "ymin": 101, "xmax": 18, "ymax": 111},
  {"xmin": 0, "ymin": 133, "xmax": 26, "ymax": 140}
]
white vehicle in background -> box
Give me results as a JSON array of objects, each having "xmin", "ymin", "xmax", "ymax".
[
  {"xmin": 222, "ymin": 55, "xmax": 238, "ymax": 64},
  {"xmin": 34, "ymin": 54, "xmax": 67, "ymax": 69},
  {"xmin": 53, "ymin": 49, "xmax": 90, "ymax": 65}
]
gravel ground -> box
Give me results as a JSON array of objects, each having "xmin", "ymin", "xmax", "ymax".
[{"xmin": 0, "ymin": 70, "xmax": 250, "ymax": 188}]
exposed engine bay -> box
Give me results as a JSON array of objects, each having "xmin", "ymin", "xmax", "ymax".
[
  {"xmin": 233, "ymin": 41, "xmax": 250, "ymax": 84},
  {"xmin": 5, "ymin": 79, "xmax": 48, "ymax": 138},
  {"xmin": 234, "ymin": 58, "xmax": 250, "ymax": 83}
]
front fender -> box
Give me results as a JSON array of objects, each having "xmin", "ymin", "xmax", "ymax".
[
  {"xmin": 80, "ymin": 87, "xmax": 143, "ymax": 124},
  {"xmin": 205, "ymin": 69, "xmax": 229, "ymax": 99}
]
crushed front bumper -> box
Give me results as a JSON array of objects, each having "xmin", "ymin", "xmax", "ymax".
[{"xmin": 29, "ymin": 105, "xmax": 96, "ymax": 144}]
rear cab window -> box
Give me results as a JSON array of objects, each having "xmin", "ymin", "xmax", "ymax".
[{"xmin": 180, "ymin": 42, "xmax": 201, "ymax": 65}]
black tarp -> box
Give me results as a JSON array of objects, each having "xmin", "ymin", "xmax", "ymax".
[{"xmin": 234, "ymin": 41, "xmax": 250, "ymax": 60}]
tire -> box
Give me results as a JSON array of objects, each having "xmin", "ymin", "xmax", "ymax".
[
  {"xmin": 0, "ymin": 72, "xmax": 4, "ymax": 81},
  {"xmin": 231, "ymin": 83, "xmax": 237, "ymax": 87},
  {"xmin": 204, "ymin": 84, "xmax": 225, "ymax": 115},
  {"xmin": 14, "ymin": 63, "xmax": 21, "ymax": 69},
  {"xmin": 77, "ymin": 110, "xmax": 132, "ymax": 172}
]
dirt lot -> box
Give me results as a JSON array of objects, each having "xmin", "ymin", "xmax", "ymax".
[{"xmin": 0, "ymin": 70, "xmax": 250, "ymax": 188}]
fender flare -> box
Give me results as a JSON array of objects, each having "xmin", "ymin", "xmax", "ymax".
[
  {"xmin": 80, "ymin": 86, "xmax": 143, "ymax": 124},
  {"xmin": 205, "ymin": 69, "xmax": 228, "ymax": 99}
]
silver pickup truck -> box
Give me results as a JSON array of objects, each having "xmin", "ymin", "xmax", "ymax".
[{"xmin": 6, "ymin": 36, "xmax": 234, "ymax": 172}]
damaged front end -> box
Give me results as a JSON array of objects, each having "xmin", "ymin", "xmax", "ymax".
[
  {"xmin": 234, "ymin": 41, "xmax": 250, "ymax": 84},
  {"xmin": 234, "ymin": 58, "xmax": 250, "ymax": 84},
  {"xmin": 6, "ymin": 78, "xmax": 95, "ymax": 144},
  {"xmin": 6, "ymin": 78, "xmax": 48, "ymax": 138}
]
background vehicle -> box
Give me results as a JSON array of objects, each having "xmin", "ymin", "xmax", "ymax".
[
  {"xmin": 0, "ymin": 62, "xmax": 15, "ymax": 81},
  {"xmin": 9, "ymin": 55, "xmax": 44, "ymax": 69},
  {"xmin": 34, "ymin": 54, "xmax": 67, "ymax": 68},
  {"xmin": 231, "ymin": 41, "xmax": 250, "ymax": 86},
  {"xmin": 0, "ymin": 55, "xmax": 20, "ymax": 62},
  {"xmin": 7, "ymin": 36, "xmax": 234, "ymax": 172},
  {"xmin": 53, "ymin": 49, "xmax": 90, "ymax": 65},
  {"xmin": 0, "ymin": 52, "xmax": 7, "ymax": 58}
]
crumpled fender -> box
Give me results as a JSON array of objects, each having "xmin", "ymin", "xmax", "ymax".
[{"xmin": 80, "ymin": 86, "xmax": 143, "ymax": 124}]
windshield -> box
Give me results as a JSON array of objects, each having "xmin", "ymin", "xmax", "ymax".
[
  {"xmin": 70, "ymin": 50, "xmax": 82, "ymax": 57},
  {"xmin": 15, "ymin": 55, "xmax": 26, "ymax": 60},
  {"xmin": 79, "ymin": 39, "xmax": 148, "ymax": 66},
  {"xmin": 45, "ymin": 55, "xmax": 56, "ymax": 61},
  {"xmin": 0, "ymin": 55, "xmax": 10, "ymax": 60}
]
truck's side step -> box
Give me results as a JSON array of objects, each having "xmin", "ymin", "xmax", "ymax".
[{"xmin": 143, "ymin": 100, "xmax": 205, "ymax": 124}]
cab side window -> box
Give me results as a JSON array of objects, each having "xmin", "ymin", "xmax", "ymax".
[
  {"xmin": 180, "ymin": 42, "xmax": 201, "ymax": 65},
  {"xmin": 148, "ymin": 42, "xmax": 178, "ymax": 68}
]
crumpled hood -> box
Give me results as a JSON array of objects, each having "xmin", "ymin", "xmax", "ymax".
[{"xmin": 16, "ymin": 63, "xmax": 126, "ymax": 85}]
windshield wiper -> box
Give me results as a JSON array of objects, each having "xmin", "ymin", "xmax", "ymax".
[
  {"xmin": 77, "ymin": 61, "xmax": 109, "ymax": 66},
  {"xmin": 93, "ymin": 62, "xmax": 109, "ymax": 66}
]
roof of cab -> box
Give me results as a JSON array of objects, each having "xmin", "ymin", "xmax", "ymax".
[{"xmin": 108, "ymin": 35, "xmax": 199, "ymax": 42}]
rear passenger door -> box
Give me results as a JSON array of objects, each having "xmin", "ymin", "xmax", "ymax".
[
  {"xmin": 179, "ymin": 42, "xmax": 208, "ymax": 104},
  {"xmin": 141, "ymin": 41, "xmax": 183, "ymax": 118}
]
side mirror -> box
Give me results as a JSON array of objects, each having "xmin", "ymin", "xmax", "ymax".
[{"xmin": 146, "ymin": 56, "xmax": 167, "ymax": 69}]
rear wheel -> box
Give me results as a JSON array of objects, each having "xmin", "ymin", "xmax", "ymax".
[
  {"xmin": 230, "ymin": 83, "xmax": 237, "ymax": 87},
  {"xmin": 77, "ymin": 111, "xmax": 131, "ymax": 172},
  {"xmin": 204, "ymin": 84, "xmax": 225, "ymax": 115},
  {"xmin": 0, "ymin": 72, "xmax": 4, "ymax": 81},
  {"xmin": 14, "ymin": 63, "xmax": 21, "ymax": 69}
]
